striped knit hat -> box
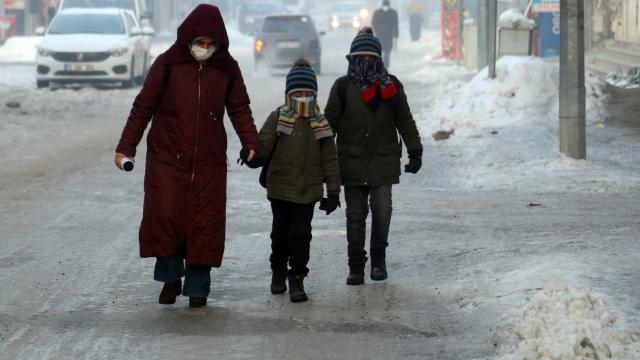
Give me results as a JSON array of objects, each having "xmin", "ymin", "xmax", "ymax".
[
  {"xmin": 285, "ymin": 59, "xmax": 318, "ymax": 95},
  {"xmin": 348, "ymin": 28, "xmax": 382, "ymax": 58}
]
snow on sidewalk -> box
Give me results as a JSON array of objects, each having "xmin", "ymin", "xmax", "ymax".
[
  {"xmin": 497, "ymin": 284, "xmax": 640, "ymax": 360},
  {"xmin": 412, "ymin": 56, "xmax": 640, "ymax": 193},
  {"xmin": 0, "ymin": 36, "xmax": 41, "ymax": 63}
]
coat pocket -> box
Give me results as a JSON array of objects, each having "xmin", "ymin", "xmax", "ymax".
[
  {"xmin": 377, "ymin": 143, "xmax": 402, "ymax": 156},
  {"xmin": 337, "ymin": 144, "xmax": 363, "ymax": 157}
]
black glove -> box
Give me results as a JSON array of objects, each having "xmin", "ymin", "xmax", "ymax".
[
  {"xmin": 237, "ymin": 149, "xmax": 263, "ymax": 168},
  {"xmin": 404, "ymin": 150, "xmax": 422, "ymax": 174},
  {"xmin": 319, "ymin": 193, "xmax": 341, "ymax": 215}
]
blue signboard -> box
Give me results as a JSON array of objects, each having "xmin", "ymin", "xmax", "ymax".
[
  {"xmin": 539, "ymin": 12, "xmax": 561, "ymax": 58},
  {"xmin": 532, "ymin": 0, "xmax": 560, "ymax": 13}
]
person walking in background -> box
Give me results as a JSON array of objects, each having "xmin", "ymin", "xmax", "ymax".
[
  {"xmin": 241, "ymin": 59, "xmax": 341, "ymax": 303},
  {"xmin": 324, "ymin": 29, "xmax": 423, "ymax": 286},
  {"xmin": 114, "ymin": 4, "xmax": 259, "ymax": 308},
  {"xmin": 371, "ymin": 0, "xmax": 399, "ymax": 67},
  {"xmin": 408, "ymin": 0, "xmax": 424, "ymax": 42}
]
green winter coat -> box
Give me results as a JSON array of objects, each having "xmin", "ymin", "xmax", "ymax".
[
  {"xmin": 324, "ymin": 77, "xmax": 423, "ymax": 187},
  {"xmin": 259, "ymin": 110, "xmax": 341, "ymax": 204}
]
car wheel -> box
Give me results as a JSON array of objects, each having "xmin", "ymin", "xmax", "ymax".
[
  {"xmin": 37, "ymin": 80, "xmax": 49, "ymax": 89},
  {"xmin": 135, "ymin": 53, "xmax": 148, "ymax": 86},
  {"xmin": 121, "ymin": 58, "xmax": 136, "ymax": 89}
]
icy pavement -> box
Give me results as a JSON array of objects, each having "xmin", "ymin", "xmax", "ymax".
[{"xmin": 0, "ymin": 31, "xmax": 639, "ymax": 359}]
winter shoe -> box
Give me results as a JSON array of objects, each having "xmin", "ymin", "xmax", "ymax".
[
  {"xmin": 288, "ymin": 275, "xmax": 308, "ymax": 302},
  {"xmin": 371, "ymin": 252, "xmax": 388, "ymax": 281},
  {"xmin": 189, "ymin": 296, "xmax": 207, "ymax": 308},
  {"xmin": 271, "ymin": 268, "xmax": 288, "ymax": 294},
  {"xmin": 158, "ymin": 279, "xmax": 182, "ymax": 305},
  {"xmin": 346, "ymin": 269, "xmax": 365, "ymax": 286}
]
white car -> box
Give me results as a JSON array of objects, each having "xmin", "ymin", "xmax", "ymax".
[{"xmin": 36, "ymin": 8, "xmax": 153, "ymax": 88}]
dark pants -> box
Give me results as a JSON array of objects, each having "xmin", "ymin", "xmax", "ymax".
[
  {"xmin": 154, "ymin": 255, "xmax": 211, "ymax": 297},
  {"xmin": 382, "ymin": 49, "xmax": 391, "ymax": 68},
  {"xmin": 344, "ymin": 185, "xmax": 393, "ymax": 271},
  {"xmin": 269, "ymin": 198, "xmax": 316, "ymax": 277},
  {"xmin": 409, "ymin": 15, "xmax": 423, "ymax": 41}
]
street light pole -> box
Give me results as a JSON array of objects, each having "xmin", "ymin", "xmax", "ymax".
[
  {"xmin": 487, "ymin": 0, "xmax": 497, "ymax": 79},
  {"xmin": 559, "ymin": 0, "xmax": 586, "ymax": 159},
  {"xmin": 477, "ymin": 0, "xmax": 488, "ymax": 70},
  {"xmin": 456, "ymin": 0, "xmax": 463, "ymax": 66}
]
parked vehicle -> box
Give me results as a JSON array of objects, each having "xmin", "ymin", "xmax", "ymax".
[
  {"xmin": 328, "ymin": 2, "xmax": 370, "ymax": 31},
  {"xmin": 254, "ymin": 15, "xmax": 323, "ymax": 74},
  {"xmin": 238, "ymin": 1, "xmax": 288, "ymax": 35},
  {"xmin": 36, "ymin": 8, "xmax": 153, "ymax": 88}
]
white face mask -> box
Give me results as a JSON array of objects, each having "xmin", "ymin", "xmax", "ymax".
[
  {"xmin": 382, "ymin": 6, "xmax": 390, "ymax": 11},
  {"xmin": 190, "ymin": 44, "xmax": 216, "ymax": 61},
  {"xmin": 292, "ymin": 96, "xmax": 314, "ymax": 103}
]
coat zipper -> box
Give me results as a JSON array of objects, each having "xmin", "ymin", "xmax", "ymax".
[{"xmin": 189, "ymin": 63, "xmax": 203, "ymax": 196}]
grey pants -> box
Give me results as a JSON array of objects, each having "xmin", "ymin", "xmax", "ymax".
[{"xmin": 344, "ymin": 185, "xmax": 393, "ymax": 271}]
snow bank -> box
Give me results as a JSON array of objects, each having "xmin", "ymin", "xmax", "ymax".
[
  {"xmin": 0, "ymin": 36, "xmax": 41, "ymax": 63},
  {"xmin": 498, "ymin": 284, "xmax": 640, "ymax": 360},
  {"xmin": 412, "ymin": 55, "xmax": 640, "ymax": 193}
]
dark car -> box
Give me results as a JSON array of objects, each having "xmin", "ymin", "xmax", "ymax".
[
  {"xmin": 238, "ymin": 1, "xmax": 287, "ymax": 35},
  {"xmin": 254, "ymin": 15, "xmax": 323, "ymax": 74}
]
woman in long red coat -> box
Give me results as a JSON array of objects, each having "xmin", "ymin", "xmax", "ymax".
[{"xmin": 114, "ymin": 4, "xmax": 259, "ymax": 308}]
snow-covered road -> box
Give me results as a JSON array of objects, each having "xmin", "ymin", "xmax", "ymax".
[{"xmin": 1, "ymin": 30, "xmax": 638, "ymax": 359}]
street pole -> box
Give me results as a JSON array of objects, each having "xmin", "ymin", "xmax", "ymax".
[
  {"xmin": 487, "ymin": 0, "xmax": 497, "ymax": 79},
  {"xmin": 456, "ymin": 0, "xmax": 463, "ymax": 66},
  {"xmin": 559, "ymin": 0, "xmax": 586, "ymax": 159},
  {"xmin": 477, "ymin": 0, "xmax": 487, "ymax": 70}
]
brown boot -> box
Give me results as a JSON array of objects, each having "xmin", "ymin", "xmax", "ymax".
[
  {"xmin": 189, "ymin": 296, "xmax": 207, "ymax": 308},
  {"xmin": 158, "ymin": 279, "xmax": 182, "ymax": 305}
]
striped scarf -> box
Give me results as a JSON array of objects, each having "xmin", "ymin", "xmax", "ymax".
[
  {"xmin": 347, "ymin": 56, "xmax": 398, "ymax": 110},
  {"xmin": 277, "ymin": 96, "xmax": 333, "ymax": 140}
]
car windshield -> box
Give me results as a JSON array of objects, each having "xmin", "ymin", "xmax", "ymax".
[
  {"xmin": 62, "ymin": 0, "xmax": 135, "ymax": 11},
  {"xmin": 262, "ymin": 16, "xmax": 315, "ymax": 34},
  {"xmin": 48, "ymin": 14, "xmax": 125, "ymax": 35},
  {"xmin": 332, "ymin": 3, "xmax": 362, "ymax": 12},
  {"xmin": 246, "ymin": 2, "xmax": 286, "ymax": 15}
]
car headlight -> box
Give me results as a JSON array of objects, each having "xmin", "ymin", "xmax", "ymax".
[
  {"xmin": 360, "ymin": 9, "xmax": 369, "ymax": 19},
  {"xmin": 110, "ymin": 47, "xmax": 129, "ymax": 57},
  {"xmin": 332, "ymin": 15, "xmax": 338, "ymax": 21},
  {"xmin": 37, "ymin": 47, "xmax": 52, "ymax": 57}
]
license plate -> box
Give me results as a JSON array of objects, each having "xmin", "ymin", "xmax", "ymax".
[
  {"xmin": 277, "ymin": 41, "xmax": 300, "ymax": 49},
  {"xmin": 64, "ymin": 64, "xmax": 95, "ymax": 71}
]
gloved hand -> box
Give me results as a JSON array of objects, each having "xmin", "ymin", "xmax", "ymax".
[
  {"xmin": 237, "ymin": 149, "xmax": 262, "ymax": 168},
  {"xmin": 404, "ymin": 150, "xmax": 422, "ymax": 174},
  {"xmin": 319, "ymin": 193, "xmax": 341, "ymax": 215}
]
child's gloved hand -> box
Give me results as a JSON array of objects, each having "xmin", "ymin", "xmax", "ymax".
[
  {"xmin": 319, "ymin": 193, "xmax": 341, "ymax": 215},
  {"xmin": 237, "ymin": 149, "xmax": 262, "ymax": 168}
]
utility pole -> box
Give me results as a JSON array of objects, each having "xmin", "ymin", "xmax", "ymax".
[
  {"xmin": 477, "ymin": 0, "xmax": 488, "ymax": 70},
  {"xmin": 559, "ymin": 0, "xmax": 586, "ymax": 159},
  {"xmin": 456, "ymin": 0, "xmax": 463, "ymax": 66},
  {"xmin": 487, "ymin": 0, "xmax": 497, "ymax": 79}
]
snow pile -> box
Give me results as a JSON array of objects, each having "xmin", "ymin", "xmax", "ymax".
[
  {"xmin": 421, "ymin": 56, "xmax": 560, "ymax": 131},
  {"xmin": 499, "ymin": 8, "xmax": 535, "ymax": 29},
  {"xmin": 0, "ymin": 36, "xmax": 41, "ymax": 63},
  {"xmin": 498, "ymin": 284, "xmax": 640, "ymax": 360}
]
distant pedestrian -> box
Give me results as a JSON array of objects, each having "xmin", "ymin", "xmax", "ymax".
[
  {"xmin": 408, "ymin": 0, "xmax": 424, "ymax": 42},
  {"xmin": 371, "ymin": 0, "xmax": 399, "ymax": 67},
  {"xmin": 324, "ymin": 29, "xmax": 423, "ymax": 285},
  {"xmin": 114, "ymin": 4, "xmax": 259, "ymax": 308},
  {"xmin": 241, "ymin": 59, "xmax": 340, "ymax": 303}
]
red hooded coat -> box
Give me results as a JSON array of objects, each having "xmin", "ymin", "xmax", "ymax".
[{"xmin": 116, "ymin": 5, "xmax": 259, "ymax": 267}]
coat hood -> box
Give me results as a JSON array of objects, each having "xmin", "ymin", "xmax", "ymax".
[{"xmin": 162, "ymin": 4, "xmax": 240, "ymax": 76}]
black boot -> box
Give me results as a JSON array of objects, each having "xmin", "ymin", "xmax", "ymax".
[
  {"xmin": 189, "ymin": 296, "xmax": 207, "ymax": 307},
  {"xmin": 288, "ymin": 275, "xmax": 308, "ymax": 302},
  {"xmin": 370, "ymin": 251, "xmax": 387, "ymax": 281},
  {"xmin": 271, "ymin": 268, "xmax": 287, "ymax": 294},
  {"xmin": 346, "ymin": 267, "xmax": 365, "ymax": 285},
  {"xmin": 158, "ymin": 279, "xmax": 182, "ymax": 305}
]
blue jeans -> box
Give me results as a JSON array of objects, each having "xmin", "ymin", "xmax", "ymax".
[{"xmin": 154, "ymin": 255, "xmax": 211, "ymax": 297}]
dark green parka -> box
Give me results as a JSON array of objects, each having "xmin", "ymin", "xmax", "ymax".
[
  {"xmin": 324, "ymin": 77, "xmax": 423, "ymax": 187},
  {"xmin": 259, "ymin": 110, "xmax": 341, "ymax": 204}
]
